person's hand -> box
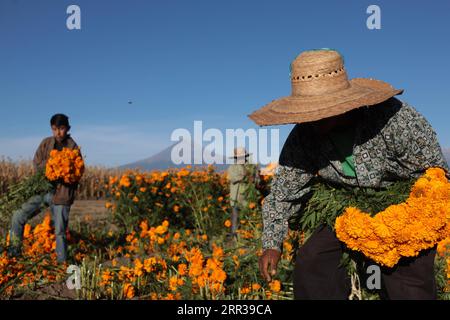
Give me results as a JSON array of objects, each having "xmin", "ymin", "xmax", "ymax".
[{"xmin": 258, "ymin": 249, "xmax": 281, "ymax": 283}]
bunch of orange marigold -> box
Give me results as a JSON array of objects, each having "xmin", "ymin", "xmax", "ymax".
[
  {"xmin": 1, "ymin": 214, "xmax": 62, "ymax": 296},
  {"xmin": 335, "ymin": 167, "xmax": 450, "ymax": 267},
  {"xmin": 45, "ymin": 148, "xmax": 84, "ymax": 184}
]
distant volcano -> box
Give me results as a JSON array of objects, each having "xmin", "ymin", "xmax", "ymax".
[{"xmin": 119, "ymin": 141, "xmax": 230, "ymax": 172}]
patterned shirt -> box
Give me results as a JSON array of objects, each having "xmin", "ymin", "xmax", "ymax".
[{"xmin": 262, "ymin": 97, "xmax": 450, "ymax": 251}]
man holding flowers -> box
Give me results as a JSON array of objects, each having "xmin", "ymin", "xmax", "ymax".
[{"xmin": 8, "ymin": 114, "xmax": 84, "ymax": 263}]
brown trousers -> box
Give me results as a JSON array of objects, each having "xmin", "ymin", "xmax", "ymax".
[{"xmin": 293, "ymin": 225, "xmax": 437, "ymax": 300}]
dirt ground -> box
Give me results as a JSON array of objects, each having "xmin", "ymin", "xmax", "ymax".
[
  {"xmin": 29, "ymin": 200, "xmax": 110, "ymax": 228},
  {"xmin": 69, "ymin": 200, "xmax": 110, "ymax": 226}
]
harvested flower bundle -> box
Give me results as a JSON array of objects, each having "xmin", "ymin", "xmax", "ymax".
[
  {"xmin": 335, "ymin": 167, "xmax": 450, "ymax": 267},
  {"xmin": 0, "ymin": 148, "xmax": 84, "ymax": 234},
  {"xmin": 290, "ymin": 167, "xmax": 449, "ymax": 268}
]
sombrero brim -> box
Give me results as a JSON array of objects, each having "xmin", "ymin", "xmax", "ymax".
[
  {"xmin": 248, "ymin": 78, "xmax": 404, "ymax": 126},
  {"xmin": 228, "ymin": 153, "xmax": 251, "ymax": 159}
]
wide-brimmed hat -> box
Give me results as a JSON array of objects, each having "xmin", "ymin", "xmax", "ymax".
[
  {"xmin": 248, "ymin": 49, "xmax": 403, "ymax": 126},
  {"xmin": 229, "ymin": 147, "xmax": 251, "ymax": 159}
]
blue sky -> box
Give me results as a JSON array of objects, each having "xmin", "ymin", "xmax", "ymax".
[{"xmin": 1, "ymin": 0, "xmax": 449, "ymax": 166}]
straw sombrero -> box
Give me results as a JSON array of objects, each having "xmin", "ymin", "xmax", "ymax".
[
  {"xmin": 229, "ymin": 147, "xmax": 251, "ymax": 159},
  {"xmin": 248, "ymin": 49, "xmax": 404, "ymax": 126}
]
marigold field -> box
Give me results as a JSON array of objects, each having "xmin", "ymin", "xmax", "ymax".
[{"xmin": 0, "ymin": 159, "xmax": 449, "ymax": 300}]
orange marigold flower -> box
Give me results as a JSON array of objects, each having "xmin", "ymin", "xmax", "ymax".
[
  {"xmin": 240, "ymin": 286, "xmax": 251, "ymax": 295},
  {"xmin": 438, "ymin": 237, "xmax": 450, "ymax": 257},
  {"xmin": 119, "ymin": 175, "xmax": 131, "ymax": 188},
  {"xmin": 123, "ymin": 283, "xmax": 135, "ymax": 299},
  {"xmin": 269, "ymin": 280, "xmax": 281, "ymax": 292},
  {"xmin": 252, "ymin": 283, "xmax": 261, "ymax": 291},
  {"xmin": 178, "ymin": 263, "xmax": 187, "ymax": 276}
]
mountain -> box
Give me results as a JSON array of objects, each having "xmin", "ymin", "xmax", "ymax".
[{"xmin": 119, "ymin": 141, "xmax": 230, "ymax": 172}]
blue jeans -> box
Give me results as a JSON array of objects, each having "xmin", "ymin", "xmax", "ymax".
[{"xmin": 9, "ymin": 192, "xmax": 71, "ymax": 263}]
